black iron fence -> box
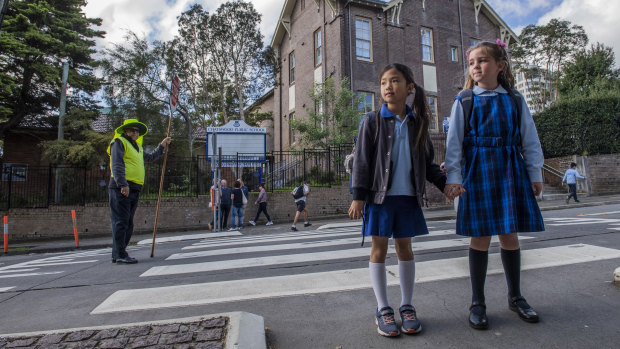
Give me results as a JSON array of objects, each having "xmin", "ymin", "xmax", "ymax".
[{"xmin": 0, "ymin": 143, "xmax": 358, "ymax": 209}]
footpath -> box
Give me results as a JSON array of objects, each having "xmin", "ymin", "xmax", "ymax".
[{"xmin": 2, "ymin": 194, "xmax": 620, "ymax": 348}]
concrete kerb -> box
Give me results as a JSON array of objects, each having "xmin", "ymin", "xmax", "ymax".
[{"xmin": 0, "ymin": 311, "xmax": 266, "ymax": 349}]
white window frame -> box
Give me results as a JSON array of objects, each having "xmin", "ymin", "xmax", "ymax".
[
  {"xmin": 314, "ymin": 28, "xmax": 322, "ymax": 67},
  {"xmin": 450, "ymin": 46, "xmax": 459, "ymax": 62},
  {"xmin": 355, "ymin": 17, "xmax": 373, "ymax": 61},
  {"xmin": 358, "ymin": 91, "xmax": 374, "ymax": 114},
  {"xmin": 289, "ymin": 51, "xmax": 295, "ymax": 85},
  {"xmin": 289, "ymin": 112, "xmax": 296, "ymax": 145},
  {"xmin": 421, "ymin": 27, "xmax": 434, "ymax": 63}
]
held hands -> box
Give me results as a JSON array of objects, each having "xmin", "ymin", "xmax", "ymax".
[
  {"xmin": 444, "ymin": 184, "xmax": 466, "ymax": 200},
  {"xmin": 349, "ymin": 200, "xmax": 364, "ymax": 220},
  {"xmin": 161, "ymin": 137, "xmax": 172, "ymax": 147},
  {"xmin": 532, "ymin": 182, "xmax": 543, "ymax": 197}
]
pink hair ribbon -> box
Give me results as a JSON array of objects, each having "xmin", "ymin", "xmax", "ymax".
[{"xmin": 496, "ymin": 38, "xmax": 507, "ymax": 48}]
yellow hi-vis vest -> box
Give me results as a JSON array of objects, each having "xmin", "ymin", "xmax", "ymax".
[{"xmin": 107, "ymin": 136, "xmax": 145, "ymax": 185}]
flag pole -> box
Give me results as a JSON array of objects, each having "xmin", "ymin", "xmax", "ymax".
[{"xmin": 151, "ymin": 75, "xmax": 178, "ymax": 257}]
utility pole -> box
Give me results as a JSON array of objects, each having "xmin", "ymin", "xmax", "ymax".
[{"xmin": 55, "ymin": 59, "xmax": 69, "ymax": 203}]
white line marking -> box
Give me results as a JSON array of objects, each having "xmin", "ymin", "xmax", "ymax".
[
  {"xmin": 318, "ymin": 221, "xmax": 363, "ymax": 230},
  {"xmin": 0, "ymin": 287, "xmax": 15, "ymax": 292},
  {"xmin": 136, "ymin": 231, "xmax": 243, "ymax": 245},
  {"xmin": 182, "ymin": 231, "xmax": 361, "ymax": 250},
  {"xmin": 144, "ymin": 236, "xmax": 532, "ymax": 276},
  {"xmin": 579, "ymin": 211, "xmax": 620, "ymax": 216},
  {"xmin": 92, "ymin": 244, "xmax": 620, "ymax": 314},
  {"xmin": 0, "ymin": 269, "xmax": 38, "ymax": 274},
  {"xmin": 0, "ymin": 272, "xmax": 63, "ymax": 279}
]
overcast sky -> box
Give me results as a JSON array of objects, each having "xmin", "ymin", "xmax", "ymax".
[{"xmin": 84, "ymin": 0, "xmax": 620, "ymax": 62}]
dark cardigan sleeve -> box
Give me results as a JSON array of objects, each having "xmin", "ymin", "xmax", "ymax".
[
  {"xmin": 424, "ymin": 137, "xmax": 447, "ymax": 192},
  {"xmin": 351, "ymin": 113, "xmax": 375, "ymax": 201}
]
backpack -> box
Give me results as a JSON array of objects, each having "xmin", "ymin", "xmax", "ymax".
[
  {"xmin": 292, "ymin": 185, "xmax": 305, "ymax": 199},
  {"xmin": 344, "ymin": 111, "xmax": 380, "ymax": 174},
  {"xmin": 459, "ymin": 88, "xmax": 523, "ymax": 137}
]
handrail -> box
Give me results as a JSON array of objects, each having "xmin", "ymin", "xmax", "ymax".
[{"xmin": 542, "ymin": 163, "xmax": 563, "ymax": 178}]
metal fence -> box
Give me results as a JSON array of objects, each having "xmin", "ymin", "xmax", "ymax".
[{"xmin": 0, "ymin": 143, "xmax": 357, "ymax": 209}]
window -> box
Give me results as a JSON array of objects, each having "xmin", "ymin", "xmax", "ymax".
[
  {"xmin": 427, "ymin": 96, "xmax": 438, "ymax": 130},
  {"xmin": 470, "ymin": 38, "xmax": 480, "ymax": 48},
  {"xmin": 355, "ymin": 17, "xmax": 372, "ymax": 60},
  {"xmin": 358, "ymin": 92, "xmax": 374, "ymax": 113},
  {"xmin": 421, "ymin": 28, "xmax": 434, "ymax": 62},
  {"xmin": 289, "ymin": 51, "xmax": 295, "ymax": 84},
  {"xmin": 314, "ymin": 28, "xmax": 322, "ymax": 66},
  {"xmin": 2, "ymin": 164, "xmax": 28, "ymax": 181},
  {"xmin": 450, "ymin": 46, "xmax": 459, "ymax": 62},
  {"xmin": 289, "ymin": 112, "xmax": 296, "ymax": 144}
]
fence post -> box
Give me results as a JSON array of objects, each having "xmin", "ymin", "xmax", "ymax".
[
  {"xmin": 327, "ymin": 146, "xmax": 331, "ymax": 186},
  {"xmin": 47, "ymin": 163, "xmax": 53, "ymax": 207},
  {"xmin": 82, "ymin": 165, "xmax": 87, "ymax": 206},
  {"xmin": 303, "ymin": 148, "xmax": 306, "ymax": 182},
  {"xmin": 6, "ymin": 165, "xmax": 12, "ymax": 210}
]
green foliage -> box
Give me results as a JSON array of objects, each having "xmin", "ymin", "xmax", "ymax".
[
  {"xmin": 291, "ymin": 77, "xmax": 361, "ymax": 148},
  {"xmin": 511, "ymin": 19, "xmax": 588, "ymax": 113},
  {"xmin": 0, "ymin": 0, "xmax": 104, "ymax": 139},
  {"xmin": 558, "ymin": 43, "xmax": 620, "ymax": 98},
  {"xmin": 534, "ymin": 91, "xmax": 620, "ymax": 157}
]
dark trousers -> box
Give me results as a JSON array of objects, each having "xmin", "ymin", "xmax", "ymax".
[
  {"xmin": 220, "ymin": 204, "xmax": 231, "ymax": 229},
  {"xmin": 109, "ymin": 188, "xmax": 140, "ymax": 259},
  {"xmin": 254, "ymin": 202, "xmax": 271, "ymax": 222},
  {"xmin": 567, "ymin": 184, "xmax": 578, "ymax": 202}
]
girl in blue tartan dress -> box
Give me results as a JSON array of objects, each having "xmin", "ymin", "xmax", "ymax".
[{"xmin": 444, "ymin": 40, "xmax": 545, "ymax": 330}]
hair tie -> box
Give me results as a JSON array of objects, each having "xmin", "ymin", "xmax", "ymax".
[
  {"xmin": 496, "ymin": 38, "xmax": 506, "ymax": 48},
  {"xmin": 465, "ymin": 50, "xmax": 469, "ymax": 60}
]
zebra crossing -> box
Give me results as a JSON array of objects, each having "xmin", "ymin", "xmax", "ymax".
[{"xmin": 91, "ymin": 219, "xmax": 620, "ymax": 314}]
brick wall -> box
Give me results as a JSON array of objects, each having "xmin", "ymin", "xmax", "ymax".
[
  {"xmin": 545, "ymin": 154, "xmax": 620, "ymax": 195},
  {"xmin": 1, "ymin": 181, "xmax": 451, "ymax": 240}
]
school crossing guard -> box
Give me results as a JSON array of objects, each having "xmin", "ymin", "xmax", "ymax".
[{"xmin": 90, "ymin": 217, "xmax": 620, "ymax": 314}]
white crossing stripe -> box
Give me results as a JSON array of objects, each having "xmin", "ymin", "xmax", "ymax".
[
  {"xmin": 545, "ymin": 217, "xmax": 620, "ymax": 226},
  {"xmin": 0, "ymin": 272, "xmax": 63, "ymax": 279},
  {"xmin": 137, "ymin": 231, "xmax": 243, "ymax": 245},
  {"xmin": 143, "ymin": 235, "xmax": 532, "ymax": 276},
  {"xmin": 92, "ymin": 244, "xmax": 620, "ymax": 314},
  {"xmin": 0, "ymin": 287, "xmax": 15, "ymax": 292},
  {"xmin": 579, "ymin": 211, "xmax": 620, "ymax": 216},
  {"xmin": 318, "ymin": 222, "xmax": 363, "ymax": 230}
]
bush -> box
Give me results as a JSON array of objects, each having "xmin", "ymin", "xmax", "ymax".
[{"xmin": 534, "ymin": 93, "xmax": 620, "ymax": 157}]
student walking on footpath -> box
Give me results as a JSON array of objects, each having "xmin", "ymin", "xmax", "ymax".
[
  {"xmin": 107, "ymin": 119, "xmax": 171, "ymax": 264},
  {"xmin": 231, "ymin": 180, "xmax": 244, "ymax": 230},
  {"xmin": 249, "ymin": 184, "xmax": 273, "ymax": 226},
  {"xmin": 444, "ymin": 40, "xmax": 545, "ymax": 330},
  {"xmin": 562, "ymin": 162, "xmax": 586, "ymax": 203},
  {"xmin": 291, "ymin": 180, "xmax": 311, "ymax": 231},
  {"xmin": 349, "ymin": 63, "xmax": 447, "ymax": 337}
]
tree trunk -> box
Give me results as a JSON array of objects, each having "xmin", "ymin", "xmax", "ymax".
[
  {"xmin": 0, "ymin": 68, "xmax": 34, "ymax": 140},
  {"xmin": 219, "ymin": 75, "xmax": 227, "ymax": 124}
]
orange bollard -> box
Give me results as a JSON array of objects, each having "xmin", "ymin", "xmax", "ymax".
[
  {"xmin": 71, "ymin": 210, "xmax": 79, "ymax": 248},
  {"xmin": 3, "ymin": 216, "xmax": 8, "ymax": 254}
]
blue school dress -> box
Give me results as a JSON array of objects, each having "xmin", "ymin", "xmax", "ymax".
[{"xmin": 456, "ymin": 93, "xmax": 544, "ymax": 237}]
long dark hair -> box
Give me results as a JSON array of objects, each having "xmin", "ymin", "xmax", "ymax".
[{"xmin": 379, "ymin": 63, "xmax": 430, "ymax": 153}]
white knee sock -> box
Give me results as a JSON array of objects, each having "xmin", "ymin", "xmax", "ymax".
[
  {"xmin": 399, "ymin": 259, "xmax": 415, "ymax": 307},
  {"xmin": 369, "ymin": 262, "xmax": 389, "ymax": 310}
]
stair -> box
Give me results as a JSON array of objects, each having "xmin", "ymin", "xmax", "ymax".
[{"xmin": 541, "ymin": 183, "xmax": 588, "ymax": 201}]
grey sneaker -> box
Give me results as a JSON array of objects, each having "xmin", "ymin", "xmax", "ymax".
[
  {"xmin": 399, "ymin": 305, "xmax": 422, "ymax": 334},
  {"xmin": 249, "ymin": 220, "xmax": 256, "ymax": 226},
  {"xmin": 266, "ymin": 221, "xmax": 274, "ymax": 226},
  {"xmin": 375, "ymin": 307, "xmax": 400, "ymax": 337}
]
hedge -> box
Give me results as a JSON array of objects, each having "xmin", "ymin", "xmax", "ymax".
[{"xmin": 533, "ymin": 95, "xmax": 620, "ymax": 158}]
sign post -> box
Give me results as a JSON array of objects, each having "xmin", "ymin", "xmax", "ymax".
[{"xmin": 151, "ymin": 75, "xmax": 179, "ymax": 258}]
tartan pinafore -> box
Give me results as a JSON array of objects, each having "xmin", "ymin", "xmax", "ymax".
[{"xmin": 456, "ymin": 92, "xmax": 544, "ymax": 237}]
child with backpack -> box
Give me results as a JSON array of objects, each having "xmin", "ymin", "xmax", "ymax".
[
  {"xmin": 444, "ymin": 40, "xmax": 545, "ymax": 330},
  {"xmin": 291, "ymin": 180, "xmax": 311, "ymax": 231},
  {"xmin": 349, "ymin": 63, "xmax": 447, "ymax": 337}
]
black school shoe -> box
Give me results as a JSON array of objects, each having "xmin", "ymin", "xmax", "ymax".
[
  {"xmin": 468, "ymin": 302, "xmax": 488, "ymax": 330},
  {"xmin": 116, "ymin": 256, "xmax": 138, "ymax": 264},
  {"xmin": 509, "ymin": 296, "xmax": 539, "ymax": 323}
]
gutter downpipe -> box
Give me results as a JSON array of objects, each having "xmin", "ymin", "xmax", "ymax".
[
  {"xmin": 457, "ymin": 0, "xmax": 467, "ymax": 76},
  {"xmin": 346, "ymin": 1, "xmax": 354, "ymax": 92}
]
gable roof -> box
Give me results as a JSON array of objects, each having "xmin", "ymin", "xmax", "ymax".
[{"xmin": 269, "ymin": 0, "xmax": 519, "ymax": 49}]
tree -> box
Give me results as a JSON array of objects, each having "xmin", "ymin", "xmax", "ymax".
[
  {"xmin": 558, "ymin": 42, "xmax": 620, "ymax": 98},
  {"xmin": 290, "ymin": 77, "xmax": 361, "ymax": 148},
  {"xmin": 210, "ymin": 0, "xmax": 269, "ymax": 121},
  {"xmin": 0, "ymin": 0, "xmax": 104, "ymax": 140},
  {"xmin": 511, "ymin": 19, "xmax": 588, "ymax": 112}
]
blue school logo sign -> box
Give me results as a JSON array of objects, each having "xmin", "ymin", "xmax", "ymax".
[{"xmin": 233, "ymin": 120, "xmax": 240, "ymax": 127}]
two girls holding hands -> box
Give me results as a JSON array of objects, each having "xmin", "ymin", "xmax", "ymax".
[{"xmin": 349, "ymin": 40, "xmax": 544, "ymax": 337}]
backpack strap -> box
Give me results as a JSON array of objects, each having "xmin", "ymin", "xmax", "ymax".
[
  {"xmin": 507, "ymin": 88, "xmax": 523, "ymax": 131},
  {"xmin": 458, "ymin": 89, "xmax": 474, "ymax": 136}
]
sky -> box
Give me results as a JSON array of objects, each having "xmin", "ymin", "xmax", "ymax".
[{"xmin": 84, "ymin": 0, "xmax": 620, "ymax": 61}]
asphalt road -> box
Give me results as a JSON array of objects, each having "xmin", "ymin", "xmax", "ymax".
[{"xmin": 1, "ymin": 203, "xmax": 619, "ymax": 348}]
